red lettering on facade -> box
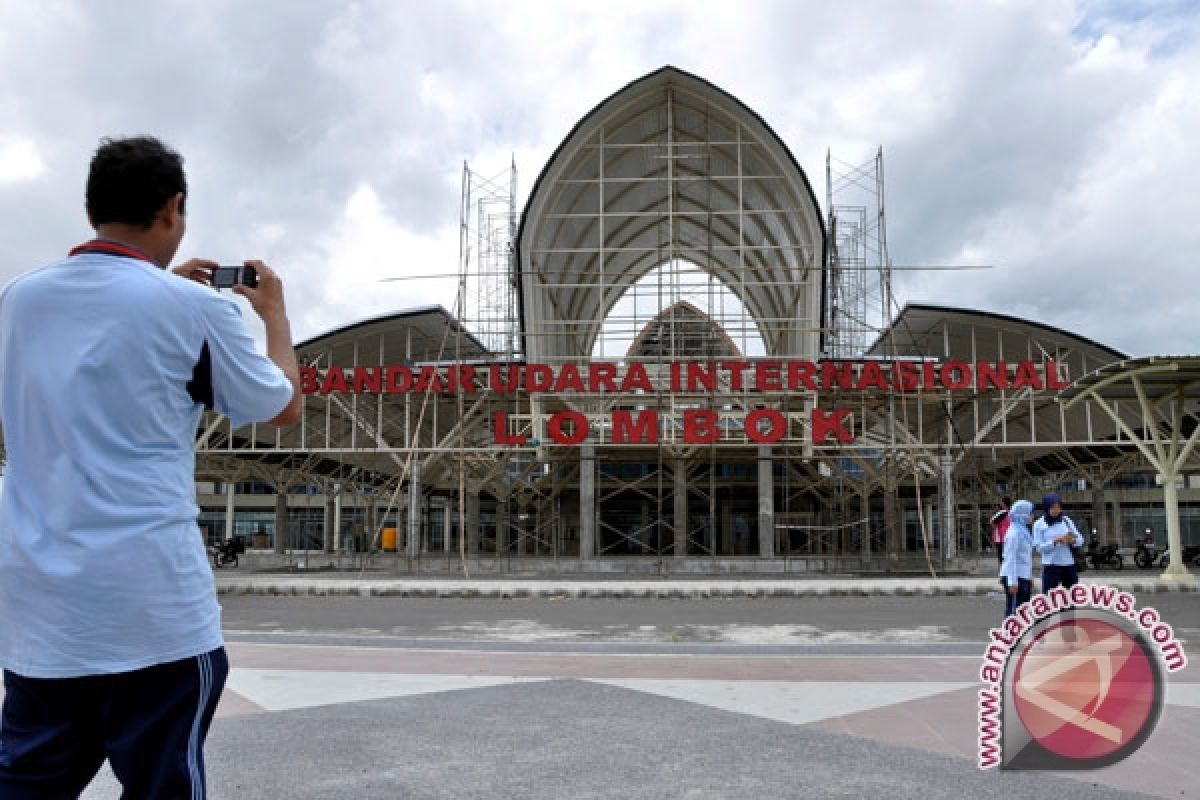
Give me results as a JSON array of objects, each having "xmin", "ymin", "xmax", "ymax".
[
  {"xmin": 746, "ymin": 408, "xmax": 786, "ymax": 443},
  {"xmin": 300, "ymin": 366, "xmax": 319, "ymax": 395},
  {"xmin": 821, "ymin": 361, "xmax": 855, "ymax": 391},
  {"xmin": 620, "ymin": 363, "xmax": 653, "ymax": 392},
  {"xmin": 490, "ymin": 364, "xmax": 520, "ymax": 393},
  {"xmin": 446, "ymin": 365, "xmax": 477, "ymax": 394},
  {"xmin": 492, "ymin": 411, "xmax": 527, "ymax": 445},
  {"xmin": 320, "ymin": 366, "xmax": 349, "ymax": 394},
  {"xmin": 812, "ymin": 408, "xmax": 854, "ymax": 444},
  {"xmin": 922, "ymin": 361, "xmax": 938, "ymax": 390},
  {"xmin": 687, "ymin": 362, "xmax": 718, "ymax": 392},
  {"xmin": 856, "ymin": 362, "xmax": 889, "ymax": 390},
  {"xmin": 892, "ymin": 361, "xmax": 919, "ymax": 391},
  {"xmin": 385, "ymin": 365, "xmax": 412, "ymax": 393},
  {"xmin": 548, "ymin": 410, "xmax": 589, "ymax": 444},
  {"xmin": 755, "ymin": 361, "xmax": 782, "ymax": 391},
  {"xmin": 722, "ymin": 360, "xmax": 750, "ymax": 390},
  {"xmin": 553, "ymin": 363, "xmax": 585, "ymax": 393},
  {"xmin": 1010, "ymin": 360, "xmax": 1044, "ymax": 391},
  {"xmin": 976, "ymin": 361, "xmax": 1008, "ymax": 390},
  {"xmin": 940, "ymin": 360, "xmax": 972, "ymax": 391},
  {"xmin": 525, "ymin": 364, "xmax": 554, "ymax": 392},
  {"xmin": 1045, "ymin": 359, "xmax": 1070, "ymax": 390},
  {"xmin": 786, "ymin": 361, "xmax": 817, "ymax": 391},
  {"xmin": 588, "ymin": 363, "xmax": 618, "ymax": 393},
  {"xmin": 683, "ymin": 408, "xmax": 719, "ymax": 443},
  {"xmin": 612, "ymin": 410, "xmax": 658, "ymax": 444},
  {"xmin": 353, "ymin": 366, "xmax": 382, "ymax": 394},
  {"xmin": 412, "ymin": 366, "xmax": 445, "ymax": 393}
]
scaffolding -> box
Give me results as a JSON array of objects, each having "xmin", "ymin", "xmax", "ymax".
[
  {"xmin": 825, "ymin": 147, "xmax": 894, "ymax": 359},
  {"xmin": 458, "ymin": 160, "xmax": 519, "ymax": 361},
  {"xmin": 183, "ymin": 67, "xmax": 1188, "ymax": 575}
]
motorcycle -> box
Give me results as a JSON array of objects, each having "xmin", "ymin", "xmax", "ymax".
[
  {"xmin": 208, "ymin": 537, "xmax": 245, "ymax": 569},
  {"xmin": 1086, "ymin": 541, "xmax": 1123, "ymax": 570},
  {"xmin": 1134, "ymin": 540, "xmax": 1159, "ymax": 569},
  {"xmin": 1158, "ymin": 545, "xmax": 1200, "ymax": 569}
]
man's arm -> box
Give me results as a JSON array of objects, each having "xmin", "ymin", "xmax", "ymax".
[{"xmin": 233, "ymin": 260, "xmax": 301, "ymax": 427}]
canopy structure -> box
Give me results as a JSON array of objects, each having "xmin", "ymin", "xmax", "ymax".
[
  {"xmin": 1061, "ymin": 356, "xmax": 1200, "ymax": 579},
  {"xmin": 517, "ymin": 66, "xmax": 825, "ymax": 363},
  {"xmin": 862, "ymin": 303, "xmax": 1137, "ymax": 457}
]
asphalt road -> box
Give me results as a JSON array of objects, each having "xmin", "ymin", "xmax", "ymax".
[{"xmin": 220, "ymin": 593, "xmax": 1200, "ymax": 646}]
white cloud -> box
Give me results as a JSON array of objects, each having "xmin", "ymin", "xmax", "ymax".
[
  {"xmin": 0, "ymin": 137, "xmax": 44, "ymax": 183},
  {"xmin": 0, "ymin": 0, "xmax": 1196, "ymax": 356},
  {"xmin": 298, "ymin": 182, "xmax": 457, "ymax": 339}
]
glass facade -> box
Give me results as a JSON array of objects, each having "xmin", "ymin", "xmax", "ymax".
[{"xmin": 1117, "ymin": 504, "xmax": 1200, "ymax": 549}]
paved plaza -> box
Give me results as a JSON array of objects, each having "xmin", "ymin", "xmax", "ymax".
[{"xmin": 65, "ymin": 592, "xmax": 1200, "ymax": 799}]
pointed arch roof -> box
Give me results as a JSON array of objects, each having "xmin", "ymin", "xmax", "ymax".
[
  {"xmin": 517, "ymin": 66, "xmax": 826, "ymax": 362},
  {"xmin": 625, "ymin": 300, "xmax": 742, "ymax": 360}
]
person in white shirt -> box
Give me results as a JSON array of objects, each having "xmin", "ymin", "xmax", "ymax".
[
  {"xmin": 998, "ymin": 500, "xmax": 1035, "ymax": 618},
  {"xmin": 0, "ymin": 136, "xmax": 302, "ymax": 798},
  {"xmin": 1034, "ymin": 492, "xmax": 1083, "ymax": 591}
]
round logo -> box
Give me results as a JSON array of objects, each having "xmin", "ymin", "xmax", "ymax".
[{"xmin": 1012, "ymin": 616, "xmax": 1161, "ymax": 766}]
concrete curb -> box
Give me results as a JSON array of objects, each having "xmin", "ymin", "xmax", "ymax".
[{"xmin": 215, "ymin": 577, "xmax": 1199, "ymax": 599}]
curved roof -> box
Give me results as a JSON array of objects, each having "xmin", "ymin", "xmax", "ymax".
[
  {"xmin": 517, "ymin": 66, "xmax": 826, "ymax": 362},
  {"xmin": 294, "ymin": 306, "xmax": 490, "ymax": 365},
  {"xmin": 1061, "ymin": 355, "xmax": 1200, "ymax": 407},
  {"xmin": 867, "ymin": 303, "xmax": 1127, "ymax": 367},
  {"xmin": 857, "ymin": 303, "xmax": 1138, "ymax": 454}
]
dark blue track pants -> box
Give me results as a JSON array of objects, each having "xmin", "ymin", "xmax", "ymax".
[
  {"xmin": 0, "ymin": 647, "xmax": 227, "ymax": 800},
  {"xmin": 1042, "ymin": 564, "xmax": 1079, "ymax": 592},
  {"xmin": 1002, "ymin": 577, "xmax": 1032, "ymax": 618}
]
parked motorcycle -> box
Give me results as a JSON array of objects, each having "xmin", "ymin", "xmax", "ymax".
[
  {"xmin": 1158, "ymin": 546, "xmax": 1200, "ymax": 569},
  {"xmin": 1086, "ymin": 541, "xmax": 1123, "ymax": 570},
  {"xmin": 1134, "ymin": 539, "xmax": 1159, "ymax": 569},
  {"xmin": 208, "ymin": 537, "xmax": 245, "ymax": 569}
]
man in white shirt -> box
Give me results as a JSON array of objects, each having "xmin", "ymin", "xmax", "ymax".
[{"xmin": 0, "ymin": 136, "xmax": 301, "ymax": 798}]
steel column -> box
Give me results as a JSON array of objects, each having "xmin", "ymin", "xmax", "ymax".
[
  {"xmin": 579, "ymin": 444, "xmax": 595, "ymax": 560},
  {"xmin": 758, "ymin": 446, "xmax": 774, "ymax": 559},
  {"xmin": 674, "ymin": 458, "xmax": 688, "ymax": 557}
]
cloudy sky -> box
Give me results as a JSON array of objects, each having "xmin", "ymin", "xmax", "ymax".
[{"xmin": 0, "ymin": 0, "xmax": 1197, "ymax": 357}]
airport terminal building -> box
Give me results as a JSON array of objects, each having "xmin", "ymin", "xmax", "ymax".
[{"xmin": 39, "ymin": 67, "xmax": 1200, "ymax": 574}]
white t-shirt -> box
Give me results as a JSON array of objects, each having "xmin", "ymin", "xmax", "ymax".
[{"xmin": 0, "ymin": 249, "xmax": 293, "ymax": 677}]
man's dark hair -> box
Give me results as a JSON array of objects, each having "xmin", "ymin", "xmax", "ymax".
[
  {"xmin": 86, "ymin": 136, "xmax": 186, "ymax": 228},
  {"xmin": 1001, "ymin": 496, "xmax": 1012, "ymax": 507}
]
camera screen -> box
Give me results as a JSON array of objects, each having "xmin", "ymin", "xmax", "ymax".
[
  {"xmin": 211, "ymin": 266, "xmax": 256, "ymax": 289},
  {"xmin": 211, "ymin": 266, "xmax": 243, "ymax": 288}
]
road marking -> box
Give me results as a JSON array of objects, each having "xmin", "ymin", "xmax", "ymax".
[
  {"xmin": 587, "ymin": 679, "xmax": 973, "ymax": 726},
  {"xmin": 226, "ymin": 669, "xmax": 546, "ymax": 712},
  {"xmin": 225, "ymin": 640, "xmax": 986, "ymax": 659}
]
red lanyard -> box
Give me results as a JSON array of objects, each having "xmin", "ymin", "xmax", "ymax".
[{"xmin": 68, "ymin": 239, "xmax": 155, "ymax": 265}]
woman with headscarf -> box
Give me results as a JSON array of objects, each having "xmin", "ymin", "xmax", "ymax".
[
  {"xmin": 999, "ymin": 500, "xmax": 1035, "ymax": 618},
  {"xmin": 1034, "ymin": 491, "xmax": 1083, "ymax": 590}
]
